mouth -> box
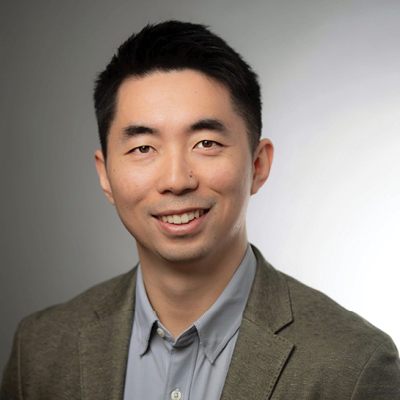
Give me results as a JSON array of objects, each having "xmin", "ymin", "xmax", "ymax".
[{"xmin": 154, "ymin": 209, "xmax": 210, "ymax": 225}]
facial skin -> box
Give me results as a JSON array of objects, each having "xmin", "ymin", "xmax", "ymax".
[{"xmin": 95, "ymin": 69, "xmax": 273, "ymax": 278}]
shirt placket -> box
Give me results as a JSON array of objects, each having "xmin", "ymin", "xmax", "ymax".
[{"xmin": 162, "ymin": 327, "xmax": 199, "ymax": 400}]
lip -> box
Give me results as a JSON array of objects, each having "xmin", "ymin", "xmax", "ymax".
[
  {"xmin": 153, "ymin": 207, "xmax": 209, "ymax": 217},
  {"xmin": 153, "ymin": 208, "xmax": 209, "ymax": 236}
]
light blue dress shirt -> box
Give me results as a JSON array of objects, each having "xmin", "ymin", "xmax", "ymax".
[{"xmin": 123, "ymin": 244, "xmax": 257, "ymax": 400}]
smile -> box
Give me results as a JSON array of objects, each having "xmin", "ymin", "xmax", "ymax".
[{"xmin": 156, "ymin": 209, "xmax": 208, "ymax": 225}]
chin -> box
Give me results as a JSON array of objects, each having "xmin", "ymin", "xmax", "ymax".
[{"xmin": 156, "ymin": 244, "xmax": 211, "ymax": 265}]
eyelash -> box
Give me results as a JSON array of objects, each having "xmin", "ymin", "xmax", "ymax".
[
  {"xmin": 195, "ymin": 140, "xmax": 221, "ymax": 149},
  {"xmin": 132, "ymin": 145, "xmax": 154, "ymax": 154}
]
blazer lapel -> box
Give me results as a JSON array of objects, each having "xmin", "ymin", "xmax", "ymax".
[
  {"xmin": 221, "ymin": 246, "xmax": 294, "ymax": 400},
  {"xmin": 79, "ymin": 268, "xmax": 138, "ymax": 400},
  {"xmin": 220, "ymin": 319, "xmax": 293, "ymax": 400}
]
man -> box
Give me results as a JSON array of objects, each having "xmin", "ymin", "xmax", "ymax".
[{"xmin": 1, "ymin": 20, "xmax": 399, "ymax": 400}]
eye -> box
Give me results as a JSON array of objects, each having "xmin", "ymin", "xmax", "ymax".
[
  {"xmin": 195, "ymin": 140, "xmax": 221, "ymax": 149},
  {"xmin": 132, "ymin": 145, "xmax": 154, "ymax": 154}
]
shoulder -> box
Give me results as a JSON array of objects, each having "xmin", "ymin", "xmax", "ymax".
[
  {"xmin": 282, "ymin": 271, "xmax": 392, "ymax": 349},
  {"xmin": 252, "ymin": 244, "xmax": 392, "ymax": 349},
  {"xmin": 281, "ymin": 273, "xmax": 400, "ymax": 397},
  {"xmin": 18, "ymin": 266, "xmax": 137, "ymax": 334},
  {"xmin": 251, "ymin": 246, "xmax": 400, "ymax": 396},
  {"xmin": 1, "ymin": 267, "xmax": 138, "ymax": 398}
]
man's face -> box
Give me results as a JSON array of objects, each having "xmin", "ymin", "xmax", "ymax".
[{"xmin": 95, "ymin": 69, "xmax": 271, "ymax": 265}]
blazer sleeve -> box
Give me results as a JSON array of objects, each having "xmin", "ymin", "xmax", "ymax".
[
  {"xmin": 0, "ymin": 322, "xmax": 23, "ymax": 400},
  {"xmin": 351, "ymin": 338, "xmax": 400, "ymax": 399}
]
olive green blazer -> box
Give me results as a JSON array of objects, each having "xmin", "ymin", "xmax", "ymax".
[{"xmin": 2, "ymin": 246, "xmax": 400, "ymax": 399}]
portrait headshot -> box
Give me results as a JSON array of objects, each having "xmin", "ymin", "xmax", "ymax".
[{"xmin": 1, "ymin": 0, "xmax": 400, "ymax": 399}]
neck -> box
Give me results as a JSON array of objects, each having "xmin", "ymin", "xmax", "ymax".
[{"xmin": 138, "ymin": 237, "xmax": 248, "ymax": 338}]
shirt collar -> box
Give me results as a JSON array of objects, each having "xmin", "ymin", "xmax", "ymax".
[
  {"xmin": 194, "ymin": 244, "xmax": 256, "ymax": 363},
  {"xmin": 134, "ymin": 244, "xmax": 257, "ymax": 363},
  {"xmin": 135, "ymin": 266, "xmax": 159, "ymax": 356}
]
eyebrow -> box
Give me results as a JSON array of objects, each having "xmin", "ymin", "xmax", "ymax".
[
  {"xmin": 187, "ymin": 118, "xmax": 229, "ymax": 134},
  {"xmin": 121, "ymin": 118, "xmax": 229, "ymax": 141},
  {"xmin": 122, "ymin": 125, "xmax": 159, "ymax": 139}
]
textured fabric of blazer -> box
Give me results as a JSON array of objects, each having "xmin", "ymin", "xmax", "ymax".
[{"xmin": 2, "ymin": 246, "xmax": 400, "ymax": 399}]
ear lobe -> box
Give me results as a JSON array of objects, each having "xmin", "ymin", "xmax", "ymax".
[
  {"xmin": 94, "ymin": 150, "xmax": 115, "ymax": 205},
  {"xmin": 251, "ymin": 138, "xmax": 274, "ymax": 195}
]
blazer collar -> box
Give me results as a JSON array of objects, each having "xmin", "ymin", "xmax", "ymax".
[
  {"xmin": 79, "ymin": 267, "xmax": 138, "ymax": 400},
  {"xmin": 245, "ymin": 245, "xmax": 293, "ymax": 333},
  {"xmin": 220, "ymin": 245, "xmax": 294, "ymax": 400}
]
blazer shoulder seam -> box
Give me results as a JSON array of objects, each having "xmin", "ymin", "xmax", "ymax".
[{"xmin": 350, "ymin": 337, "xmax": 393, "ymax": 399}]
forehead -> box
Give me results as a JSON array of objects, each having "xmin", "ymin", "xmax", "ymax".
[{"xmin": 112, "ymin": 69, "xmax": 246, "ymax": 131}]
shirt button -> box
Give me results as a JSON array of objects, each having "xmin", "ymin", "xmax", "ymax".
[
  {"xmin": 171, "ymin": 389, "xmax": 182, "ymax": 400},
  {"xmin": 156, "ymin": 327, "xmax": 165, "ymax": 338}
]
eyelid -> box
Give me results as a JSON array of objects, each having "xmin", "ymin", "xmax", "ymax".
[
  {"xmin": 195, "ymin": 140, "xmax": 222, "ymax": 149},
  {"xmin": 131, "ymin": 145, "xmax": 155, "ymax": 154}
]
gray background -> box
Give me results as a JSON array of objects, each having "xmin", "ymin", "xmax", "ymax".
[{"xmin": 1, "ymin": 0, "xmax": 399, "ymax": 374}]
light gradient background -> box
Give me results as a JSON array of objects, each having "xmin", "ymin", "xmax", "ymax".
[{"xmin": 1, "ymin": 0, "xmax": 399, "ymax": 373}]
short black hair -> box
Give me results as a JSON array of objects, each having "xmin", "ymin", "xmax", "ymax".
[{"xmin": 94, "ymin": 20, "xmax": 262, "ymax": 159}]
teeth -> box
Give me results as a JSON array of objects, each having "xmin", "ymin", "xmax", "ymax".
[{"xmin": 159, "ymin": 210, "xmax": 205, "ymax": 225}]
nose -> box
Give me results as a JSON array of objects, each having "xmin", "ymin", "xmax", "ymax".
[{"xmin": 156, "ymin": 152, "xmax": 198, "ymax": 195}]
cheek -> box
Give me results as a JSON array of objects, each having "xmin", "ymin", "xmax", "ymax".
[
  {"xmin": 110, "ymin": 168, "xmax": 153, "ymax": 207},
  {"xmin": 202, "ymin": 156, "xmax": 252, "ymax": 198}
]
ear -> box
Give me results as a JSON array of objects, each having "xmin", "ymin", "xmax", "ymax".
[
  {"xmin": 251, "ymin": 138, "xmax": 274, "ymax": 195},
  {"xmin": 94, "ymin": 150, "xmax": 115, "ymax": 205}
]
